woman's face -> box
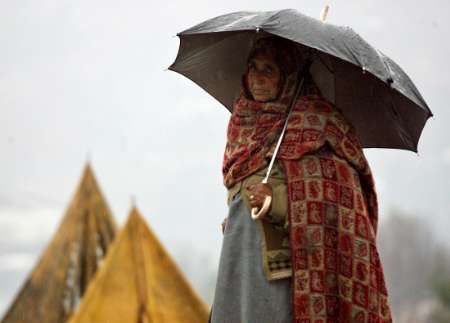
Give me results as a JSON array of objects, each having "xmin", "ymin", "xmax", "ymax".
[{"xmin": 246, "ymin": 53, "xmax": 281, "ymax": 102}]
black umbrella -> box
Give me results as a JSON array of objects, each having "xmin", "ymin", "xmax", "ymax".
[{"xmin": 169, "ymin": 9, "xmax": 432, "ymax": 152}]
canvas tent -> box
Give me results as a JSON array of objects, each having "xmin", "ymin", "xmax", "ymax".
[
  {"xmin": 1, "ymin": 164, "xmax": 117, "ymax": 323},
  {"xmin": 68, "ymin": 207, "xmax": 209, "ymax": 323}
]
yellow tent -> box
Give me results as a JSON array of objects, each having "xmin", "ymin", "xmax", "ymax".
[
  {"xmin": 68, "ymin": 207, "xmax": 209, "ymax": 323},
  {"xmin": 1, "ymin": 163, "xmax": 117, "ymax": 323}
]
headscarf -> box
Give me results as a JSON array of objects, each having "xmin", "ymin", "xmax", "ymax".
[{"xmin": 242, "ymin": 36, "xmax": 304, "ymax": 101}]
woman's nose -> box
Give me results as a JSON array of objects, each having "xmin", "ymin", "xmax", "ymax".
[{"xmin": 253, "ymin": 73, "xmax": 266, "ymax": 84}]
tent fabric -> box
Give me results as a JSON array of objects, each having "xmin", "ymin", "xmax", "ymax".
[
  {"xmin": 1, "ymin": 164, "xmax": 117, "ymax": 323},
  {"xmin": 68, "ymin": 208, "xmax": 209, "ymax": 323}
]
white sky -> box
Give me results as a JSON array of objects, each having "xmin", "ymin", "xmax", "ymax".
[{"xmin": 1, "ymin": 0, "xmax": 449, "ymax": 315}]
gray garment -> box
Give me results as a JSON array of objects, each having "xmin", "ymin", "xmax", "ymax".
[{"xmin": 211, "ymin": 192, "xmax": 292, "ymax": 323}]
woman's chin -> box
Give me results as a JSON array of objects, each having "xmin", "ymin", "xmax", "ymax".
[{"xmin": 252, "ymin": 94, "xmax": 272, "ymax": 102}]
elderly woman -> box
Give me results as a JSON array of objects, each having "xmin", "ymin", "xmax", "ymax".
[{"xmin": 211, "ymin": 36, "xmax": 392, "ymax": 323}]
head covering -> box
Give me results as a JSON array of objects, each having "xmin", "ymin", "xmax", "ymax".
[{"xmin": 242, "ymin": 36, "xmax": 304, "ymax": 101}]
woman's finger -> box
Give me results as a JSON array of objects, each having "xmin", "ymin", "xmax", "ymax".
[
  {"xmin": 249, "ymin": 196, "xmax": 265, "ymax": 208},
  {"xmin": 249, "ymin": 193, "xmax": 261, "ymax": 203},
  {"xmin": 250, "ymin": 200, "xmax": 261, "ymax": 208}
]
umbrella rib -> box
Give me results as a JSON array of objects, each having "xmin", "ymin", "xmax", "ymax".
[
  {"xmin": 373, "ymin": 47, "xmax": 394, "ymax": 84},
  {"xmin": 313, "ymin": 50, "xmax": 334, "ymax": 74},
  {"xmin": 388, "ymin": 90, "xmax": 416, "ymax": 151}
]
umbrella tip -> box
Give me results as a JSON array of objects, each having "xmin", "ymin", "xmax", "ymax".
[{"xmin": 320, "ymin": 4, "xmax": 330, "ymax": 22}]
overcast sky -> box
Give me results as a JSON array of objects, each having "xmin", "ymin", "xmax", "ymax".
[{"xmin": 1, "ymin": 0, "xmax": 449, "ymax": 315}]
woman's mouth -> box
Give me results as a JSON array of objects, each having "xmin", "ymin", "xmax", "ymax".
[{"xmin": 252, "ymin": 88, "xmax": 269, "ymax": 94}]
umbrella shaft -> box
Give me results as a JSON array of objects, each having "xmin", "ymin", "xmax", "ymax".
[{"xmin": 263, "ymin": 77, "xmax": 306, "ymax": 183}]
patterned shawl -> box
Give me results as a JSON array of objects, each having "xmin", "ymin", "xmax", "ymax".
[
  {"xmin": 222, "ymin": 91, "xmax": 392, "ymax": 321},
  {"xmin": 223, "ymin": 89, "xmax": 379, "ymax": 232}
]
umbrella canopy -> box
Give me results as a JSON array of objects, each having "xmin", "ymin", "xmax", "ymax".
[{"xmin": 170, "ymin": 9, "xmax": 432, "ymax": 152}]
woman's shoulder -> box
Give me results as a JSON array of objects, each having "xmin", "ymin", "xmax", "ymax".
[
  {"xmin": 288, "ymin": 95, "xmax": 358, "ymax": 144},
  {"xmin": 293, "ymin": 94, "xmax": 337, "ymax": 113}
]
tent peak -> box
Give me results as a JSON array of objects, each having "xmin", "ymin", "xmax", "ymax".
[
  {"xmin": 127, "ymin": 205, "xmax": 146, "ymax": 225},
  {"xmin": 130, "ymin": 194, "xmax": 138, "ymax": 210},
  {"xmin": 76, "ymin": 162, "xmax": 104, "ymax": 198},
  {"xmin": 80, "ymin": 162, "xmax": 95, "ymax": 182}
]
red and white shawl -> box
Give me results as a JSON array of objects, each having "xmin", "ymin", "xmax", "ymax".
[{"xmin": 223, "ymin": 88, "xmax": 393, "ymax": 322}]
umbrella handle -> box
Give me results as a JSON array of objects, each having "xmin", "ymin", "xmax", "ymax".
[{"xmin": 251, "ymin": 195, "xmax": 272, "ymax": 220}]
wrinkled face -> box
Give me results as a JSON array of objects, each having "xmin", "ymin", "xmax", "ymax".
[{"xmin": 246, "ymin": 53, "xmax": 281, "ymax": 102}]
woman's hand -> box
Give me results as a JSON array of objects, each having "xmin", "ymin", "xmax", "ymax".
[{"xmin": 246, "ymin": 183, "xmax": 273, "ymax": 217}]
